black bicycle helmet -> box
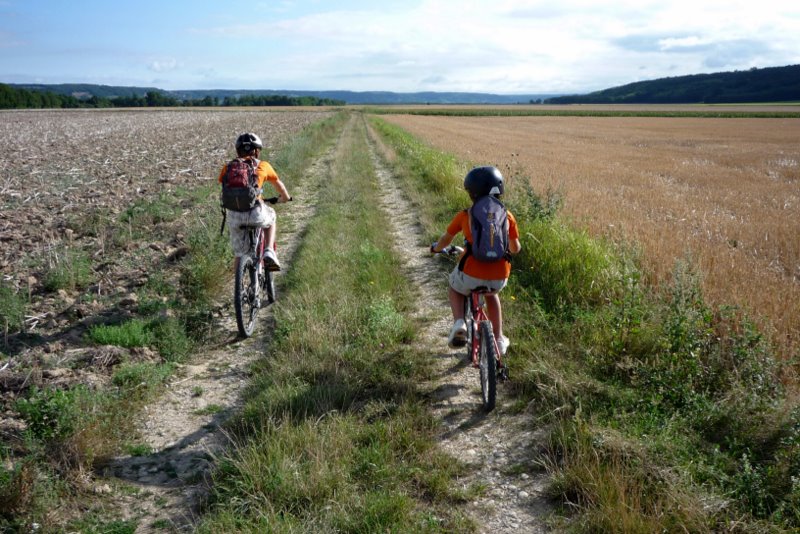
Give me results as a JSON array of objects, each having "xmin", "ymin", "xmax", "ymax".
[
  {"xmin": 235, "ymin": 132, "xmax": 263, "ymax": 154},
  {"xmin": 464, "ymin": 166, "xmax": 504, "ymax": 200}
]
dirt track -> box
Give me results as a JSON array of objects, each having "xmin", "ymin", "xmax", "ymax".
[
  {"xmin": 2, "ymin": 111, "xmax": 552, "ymax": 531},
  {"xmin": 367, "ymin": 120, "xmax": 551, "ymax": 532}
]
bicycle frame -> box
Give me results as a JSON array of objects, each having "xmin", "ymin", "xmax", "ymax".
[{"xmin": 465, "ymin": 290, "xmax": 503, "ymax": 368}]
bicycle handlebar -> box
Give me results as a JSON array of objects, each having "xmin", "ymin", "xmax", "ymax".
[
  {"xmin": 432, "ymin": 244, "xmax": 464, "ymax": 256},
  {"xmin": 263, "ymin": 196, "xmax": 292, "ymax": 205}
]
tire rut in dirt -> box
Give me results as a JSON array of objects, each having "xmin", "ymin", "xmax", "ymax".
[
  {"xmin": 365, "ymin": 118, "xmax": 552, "ymax": 533},
  {"xmin": 100, "ymin": 144, "xmax": 338, "ymax": 532}
]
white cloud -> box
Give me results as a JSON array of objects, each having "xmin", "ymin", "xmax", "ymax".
[
  {"xmin": 149, "ymin": 58, "xmax": 182, "ymax": 73},
  {"xmin": 170, "ymin": 0, "xmax": 800, "ymax": 91}
]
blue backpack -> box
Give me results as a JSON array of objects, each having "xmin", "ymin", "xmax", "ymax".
[{"xmin": 467, "ymin": 195, "xmax": 509, "ymax": 263}]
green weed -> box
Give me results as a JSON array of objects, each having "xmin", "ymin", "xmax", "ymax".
[
  {"xmin": 15, "ymin": 385, "xmax": 129, "ymax": 472},
  {"xmin": 42, "ymin": 246, "xmax": 93, "ymax": 292},
  {"xmin": 0, "ymin": 281, "xmax": 26, "ymax": 335},
  {"xmin": 16, "ymin": 387, "xmax": 87, "ymax": 444},
  {"xmin": 120, "ymin": 191, "xmax": 183, "ymax": 229},
  {"xmin": 87, "ymin": 319, "xmax": 153, "ymax": 348},
  {"xmin": 67, "ymin": 515, "xmax": 138, "ymax": 534},
  {"xmin": 179, "ymin": 212, "xmax": 230, "ymax": 308},
  {"xmin": 193, "ymin": 404, "xmax": 223, "ymax": 416},
  {"xmin": 112, "ymin": 362, "xmax": 174, "ymax": 391},
  {"xmin": 124, "ymin": 443, "xmax": 153, "ymax": 457}
]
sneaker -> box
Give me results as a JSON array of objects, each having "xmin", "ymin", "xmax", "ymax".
[
  {"xmin": 263, "ymin": 249, "xmax": 281, "ymax": 271},
  {"xmin": 447, "ymin": 319, "xmax": 467, "ymax": 348},
  {"xmin": 497, "ymin": 335, "xmax": 510, "ymax": 355}
]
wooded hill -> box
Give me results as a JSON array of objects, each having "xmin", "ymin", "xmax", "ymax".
[
  {"xmin": 5, "ymin": 63, "xmax": 799, "ymax": 107},
  {"xmin": 546, "ymin": 64, "xmax": 800, "ymax": 104},
  {"xmin": 7, "ymin": 84, "xmax": 555, "ymax": 105},
  {"xmin": 0, "ymin": 84, "xmax": 344, "ymax": 109}
]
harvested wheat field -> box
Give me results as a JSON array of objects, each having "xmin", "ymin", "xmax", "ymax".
[{"xmin": 382, "ymin": 113, "xmax": 800, "ymax": 358}]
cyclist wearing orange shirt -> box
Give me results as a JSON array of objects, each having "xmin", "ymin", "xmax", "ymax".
[
  {"xmin": 430, "ymin": 166, "xmax": 521, "ymax": 354},
  {"xmin": 219, "ymin": 133, "xmax": 291, "ymax": 270}
]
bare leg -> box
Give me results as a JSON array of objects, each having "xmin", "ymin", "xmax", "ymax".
[
  {"xmin": 449, "ymin": 287, "xmax": 465, "ymax": 321},
  {"xmin": 265, "ymin": 223, "xmax": 276, "ymax": 251},
  {"xmin": 484, "ymin": 293, "xmax": 503, "ymax": 338}
]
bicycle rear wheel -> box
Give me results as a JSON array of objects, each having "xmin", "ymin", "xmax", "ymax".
[
  {"xmin": 478, "ymin": 320, "xmax": 497, "ymax": 412},
  {"xmin": 234, "ymin": 255, "xmax": 259, "ymax": 337}
]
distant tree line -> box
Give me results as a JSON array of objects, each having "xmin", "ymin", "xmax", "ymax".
[
  {"xmin": 0, "ymin": 84, "xmax": 345, "ymax": 109},
  {"xmin": 546, "ymin": 65, "xmax": 800, "ymax": 104}
]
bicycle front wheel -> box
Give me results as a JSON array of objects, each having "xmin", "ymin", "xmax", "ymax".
[
  {"xmin": 464, "ymin": 297, "xmax": 475, "ymax": 362},
  {"xmin": 234, "ymin": 255, "xmax": 259, "ymax": 337},
  {"xmin": 478, "ymin": 320, "xmax": 497, "ymax": 412}
]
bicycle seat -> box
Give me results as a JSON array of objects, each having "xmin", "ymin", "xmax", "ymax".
[{"xmin": 472, "ymin": 286, "xmax": 497, "ymax": 295}]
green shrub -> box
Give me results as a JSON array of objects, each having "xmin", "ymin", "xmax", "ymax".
[
  {"xmin": 16, "ymin": 386, "xmax": 86, "ymax": 443},
  {"xmin": 111, "ymin": 362, "xmax": 174, "ymax": 390},
  {"xmin": 0, "ymin": 281, "xmax": 26, "ymax": 334},
  {"xmin": 43, "ymin": 246, "xmax": 93, "ymax": 291},
  {"xmin": 120, "ymin": 191, "xmax": 182, "ymax": 228},
  {"xmin": 150, "ymin": 316, "xmax": 192, "ymax": 362},
  {"xmin": 87, "ymin": 319, "xmax": 153, "ymax": 348},
  {"xmin": 179, "ymin": 221, "xmax": 230, "ymax": 307},
  {"xmin": 515, "ymin": 217, "xmax": 621, "ymax": 314},
  {"xmin": 0, "ymin": 459, "xmax": 34, "ymax": 520},
  {"xmin": 505, "ymin": 182, "xmax": 562, "ymax": 222}
]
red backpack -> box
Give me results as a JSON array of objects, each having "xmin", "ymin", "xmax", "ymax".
[{"xmin": 220, "ymin": 158, "xmax": 259, "ymax": 212}]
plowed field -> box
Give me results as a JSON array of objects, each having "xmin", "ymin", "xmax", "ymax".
[{"xmin": 0, "ymin": 109, "xmax": 331, "ymax": 433}]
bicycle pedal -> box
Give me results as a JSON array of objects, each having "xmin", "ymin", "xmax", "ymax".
[{"xmin": 498, "ymin": 366, "xmax": 510, "ymax": 382}]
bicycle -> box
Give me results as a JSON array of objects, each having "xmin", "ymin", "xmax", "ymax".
[
  {"xmin": 437, "ymin": 246, "xmax": 508, "ymax": 412},
  {"xmin": 233, "ymin": 197, "xmax": 280, "ymax": 338}
]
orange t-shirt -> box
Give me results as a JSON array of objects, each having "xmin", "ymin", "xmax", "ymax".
[
  {"xmin": 446, "ymin": 208, "xmax": 519, "ymax": 280},
  {"xmin": 218, "ymin": 159, "xmax": 279, "ymax": 193}
]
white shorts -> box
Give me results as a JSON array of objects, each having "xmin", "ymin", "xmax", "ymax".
[
  {"xmin": 449, "ymin": 268, "xmax": 507, "ymax": 296},
  {"xmin": 226, "ymin": 202, "xmax": 276, "ymax": 257}
]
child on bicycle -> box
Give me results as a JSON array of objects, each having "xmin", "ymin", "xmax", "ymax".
[
  {"xmin": 430, "ymin": 166, "xmax": 521, "ymax": 355},
  {"xmin": 219, "ymin": 132, "xmax": 292, "ymax": 270}
]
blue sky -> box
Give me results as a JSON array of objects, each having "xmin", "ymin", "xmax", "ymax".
[{"xmin": 1, "ymin": 0, "xmax": 799, "ymax": 94}]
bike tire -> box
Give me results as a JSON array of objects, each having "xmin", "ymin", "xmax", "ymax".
[
  {"xmin": 478, "ymin": 320, "xmax": 497, "ymax": 412},
  {"xmin": 464, "ymin": 297, "xmax": 474, "ymax": 362},
  {"xmin": 234, "ymin": 255, "xmax": 259, "ymax": 337}
]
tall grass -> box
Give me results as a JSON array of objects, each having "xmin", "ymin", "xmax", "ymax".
[
  {"xmin": 198, "ymin": 115, "xmax": 470, "ymax": 532},
  {"xmin": 0, "ymin": 281, "xmax": 26, "ymax": 340},
  {"xmin": 370, "ymin": 115, "xmax": 800, "ymax": 531},
  {"xmin": 42, "ymin": 246, "xmax": 93, "ymax": 292}
]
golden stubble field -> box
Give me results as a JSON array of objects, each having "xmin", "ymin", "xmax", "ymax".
[{"xmin": 382, "ymin": 113, "xmax": 800, "ymax": 357}]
